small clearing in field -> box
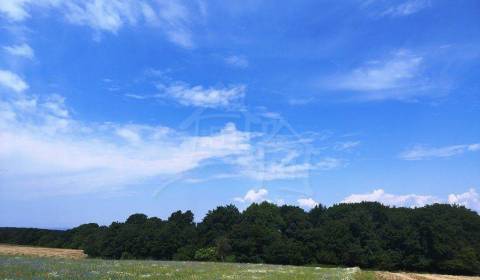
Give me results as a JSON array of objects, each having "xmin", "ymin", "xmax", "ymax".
[
  {"xmin": 0, "ymin": 244, "xmax": 86, "ymax": 259},
  {"xmin": 376, "ymin": 271, "xmax": 480, "ymax": 280}
]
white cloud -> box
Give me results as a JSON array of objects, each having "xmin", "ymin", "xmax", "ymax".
[
  {"xmin": 244, "ymin": 161, "xmax": 314, "ymax": 181},
  {"xmin": 326, "ymin": 50, "xmax": 429, "ymax": 100},
  {"xmin": 0, "ymin": 88, "xmax": 254, "ymax": 195},
  {"xmin": 115, "ymin": 127, "xmax": 142, "ymax": 144},
  {"xmin": 342, "ymin": 188, "xmax": 480, "ymax": 213},
  {"xmin": 41, "ymin": 94, "xmax": 69, "ymax": 118},
  {"xmin": 288, "ymin": 98, "xmax": 314, "ymax": 106},
  {"xmin": 261, "ymin": 112, "xmax": 281, "ymax": 119},
  {"xmin": 335, "ymin": 141, "xmax": 360, "ymax": 151},
  {"xmin": 64, "ymin": 0, "xmax": 195, "ymax": 47},
  {"xmin": 0, "ymin": 0, "xmax": 31, "ymax": 21},
  {"xmin": 448, "ymin": 189, "xmax": 480, "ymax": 212},
  {"xmin": 233, "ymin": 188, "xmax": 288, "ymax": 206},
  {"xmin": 152, "ymin": 0, "xmax": 194, "ymax": 48},
  {"xmin": 234, "ymin": 188, "xmax": 268, "ymax": 203},
  {"xmin": 0, "ymin": 0, "xmax": 196, "ymax": 48},
  {"xmin": 234, "ymin": 147, "xmax": 342, "ymax": 181},
  {"xmin": 316, "ymin": 157, "xmax": 343, "ymax": 170},
  {"xmin": 3, "ymin": 43, "xmax": 34, "ymax": 59},
  {"xmin": 124, "ymin": 93, "xmax": 149, "ymax": 100},
  {"xmin": 158, "ymin": 82, "xmax": 246, "ymax": 108},
  {"xmin": 297, "ymin": 197, "xmax": 318, "ymax": 209},
  {"xmin": 0, "ymin": 81, "xmax": 346, "ymax": 196},
  {"xmin": 225, "ymin": 55, "xmax": 249, "ymax": 68},
  {"xmin": 400, "ymin": 143, "xmax": 480, "ymax": 160},
  {"xmin": 64, "ymin": 0, "xmax": 140, "ymax": 33},
  {"xmin": 0, "ymin": 69, "xmax": 29, "ymax": 92},
  {"xmin": 342, "ymin": 189, "xmax": 438, "ymax": 208},
  {"xmin": 0, "ymin": 0, "xmax": 59, "ymax": 21},
  {"xmin": 382, "ymin": 0, "xmax": 430, "ymax": 17},
  {"xmin": 229, "ymin": 128, "xmax": 343, "ymax": 181}
]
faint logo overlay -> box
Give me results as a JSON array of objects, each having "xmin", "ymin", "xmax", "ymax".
[{"xmin": 153, "ymin": 107, "xmax": 317, "ymax": 200}]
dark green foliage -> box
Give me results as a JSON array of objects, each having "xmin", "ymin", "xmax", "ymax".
[
  {"xmin": 1, "ymin": 202, "xmax": 479, "ymax": 275},
  {"xmin": 215, "ymin": 236, "xmax": 233, "ymax": 262},
  {"xmin": 197, "ymin": 205, "xmax": 240, "ymax": 248},
  {"xmin": 0, "ymin": 227, "xmax": 67, "ymax": 248}
]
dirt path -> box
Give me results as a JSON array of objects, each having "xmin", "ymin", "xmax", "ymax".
[
  {"xmin": 376, "ymin": 271, "xmax": 480, "ymax": 280},
  {"xmin": 0, "ymin": 244, "xmax": 86, "ymax": 259}
]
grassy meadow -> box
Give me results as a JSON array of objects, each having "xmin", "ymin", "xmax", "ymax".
[
  {"xmin": 0, "ymin": 254, "xmax": 373, "ymax": 280},
  {"xmin": 3, "ymin": 245, "xmax": 480, "ymax": 280}
]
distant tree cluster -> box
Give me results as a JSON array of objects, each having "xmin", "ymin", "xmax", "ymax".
[{"xmin": 1, "ymin": 202, "xmax": 479, "ymax": 275}]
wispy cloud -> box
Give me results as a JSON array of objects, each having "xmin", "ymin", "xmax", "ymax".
[
  {"xmin": 1, "ymin": 82, "xmax": 345, "ymax": 196},
  {"xmin": 381, "ymin": 0, "xmax": 430, "ymax": 17},
  {"xmin": 157, "ymin": 82, "xmax": 246, "ymax": 109},
  {"xmin": 1, "ymin": 72, "xmax": 348, "ymax": 196},
  {"xmin": 63, "ymin": 0, "xmax": 143, "ymax": 34},
  {"xmin": 124, "ymin": 93, "xmax": 149, "ymax": 100},
  {"xmin": 0, "ymin": 0, "xmax": 39, "ymax": 21},
  {"xmin": 0, "ymin": 86, "xmax": 254, "ymax": 195},
  {"xmin": 3, "ymin": 43, "xmax": 34, "ymax": 59},
  {"xmin": 150, "ymin": 1, "xmax": 194, "ymax": 48},
  {"xmin": 0, "ymin": 0, "xmax": 65, "ymax": 22},
  {"xmin": 324, "ymin": 49, "xmax": 431, "ymax": 100},
  {"xmin": 232, "ymin": 134, "xmax": 343, "ymax": 181},
  {"xmin": 343, "ymin": 188, "xmax": 480, "ymax": 212},
  {"xmin": 0, "ymin": 0, "xmax": 197, "ymax": 48},
  {"xmin": 288, "ymin": 98, "xmax": 314, "ymax": 106},
  {"xmin": 0, "ymin": 69, "xmax": 29, "ymax": 92},
  {"xmin": 224, "ymin": 55, "xmax": 249, "ymax": 68},
  {"xmin": 334, "ymin": 141, "xmax": 360, "ymax": 151},
  {"xmin": 65, "ymin": 0, "xmax": 196, "ymax": 47},
  {"xmin": 239, "ymin": 158, "xmax": 341, "ymax": 181},
  {"xmin": 400, "ymin": 143, "xmax": 480, "ymax": 160}
]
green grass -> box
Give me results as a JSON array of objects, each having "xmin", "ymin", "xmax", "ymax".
[{"xmin": 0, "ymin": 254, "xmax": 374, "ymax": 279}]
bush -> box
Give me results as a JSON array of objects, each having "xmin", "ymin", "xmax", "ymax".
[{"xmin": 194, "ymin": 247, "xmax": 217, "ymax": 261}]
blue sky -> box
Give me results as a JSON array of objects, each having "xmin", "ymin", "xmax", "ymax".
[{"xmin": 0, "ymin": 0, "xmax": 479, "ymax": 228}]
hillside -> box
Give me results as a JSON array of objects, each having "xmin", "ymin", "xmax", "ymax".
[{"xmin": 1, "ymin": 202, "xmax": 479, "ymax": 275}]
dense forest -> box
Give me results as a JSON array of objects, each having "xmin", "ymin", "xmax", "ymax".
[{"xmin": 1, "ymin": 202, "xmax": 479, "ymax": 275}]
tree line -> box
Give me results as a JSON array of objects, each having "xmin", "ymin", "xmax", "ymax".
[{"xmin": 1, "ymin": 202, "xmax": 479, "ymax": 275}]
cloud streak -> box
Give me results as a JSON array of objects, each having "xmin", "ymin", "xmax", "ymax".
[
  {"xmin": 0, "ymin": 0, "xmax": 197, "ymax": 48},
  {"xmin": 381, "ymin": 0, "xmax": 430, "ymax": 17},
  {"xmin": 158, "ymin": 82, "xmax": 246, "ymax": 109},
  {"xmin": 400, "ymin": 143, "xmax": 480, "ymax": 160},
  {"xmin": 0, "ymin": 69, "xmax": 29, "ymax": 92},
  {"xmin": 324, "ymin": 49, "xmax": 432, "ymax": 100},
  {"xmin": 0, "ymin": 87, "xmax": 254, "ymax": 195},
  {"xmin": 3, "ymin": 43, "xmax": 34, "ymax": 59},
  {"xmin": 0, "ymin": 84, "xmax": 345, "ymax": 196},
  {"xmin": 224, "ymin": 55, "xmax": 249, "ymax": 68}
]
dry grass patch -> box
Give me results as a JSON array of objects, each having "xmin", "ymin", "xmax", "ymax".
[
  {"xmin": 0, "ymin": 244, "xmax": 86, "ymax": 259},
  {"xmin": 376, "ymin": 271, "xmax": 480, "ymax": 280}
]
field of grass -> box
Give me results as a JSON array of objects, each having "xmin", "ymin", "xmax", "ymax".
[
  {"xmin": 0, "ymin": 254, "xmax": 372, "ymax": 280},
  {"xmin": 2, "ymin": 245, "xmax": 479, "ymax": 280}
]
